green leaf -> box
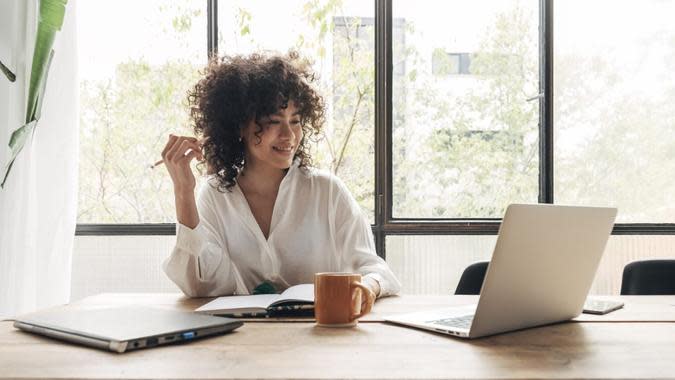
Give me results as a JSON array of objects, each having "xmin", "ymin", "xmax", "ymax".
[
  {"xmin": 1, "ymin": 121, "xmax": 37, "ymax": 188},
  {"xmin": 7, "ymin": 121, "xmax": 36, "ymax": 149},
  {"xmin": 319, "ymin": 22, "xmax": 328, "ymax": 38},
  {"xmin": 0, "ymin": 59, "xmax": 16, "ymax": 82},
  {"xmin": 34, "ymin": 50, "xmax": 55, "ymax": 120},
  {"xmin": 25, "ymin": 0, "xmax": 68, "ymax": 124}
]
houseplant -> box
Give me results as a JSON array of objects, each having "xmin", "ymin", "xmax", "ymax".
[{"xmin": 1, "ymin": 0, "xmax": 68, "ymax": 188}]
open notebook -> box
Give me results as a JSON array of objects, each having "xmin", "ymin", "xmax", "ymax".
[{"xmin": 195, "ymin": 284, "xmax": 314, "ymax": 317}]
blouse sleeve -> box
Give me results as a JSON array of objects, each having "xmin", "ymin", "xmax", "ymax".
[
  {"xmin": 332, "ymin": 177, "xmax": 402, "ymax": 297},
  {"xmin": 162, "ymin": 183, "xmax": 242, "ymax": 297}
]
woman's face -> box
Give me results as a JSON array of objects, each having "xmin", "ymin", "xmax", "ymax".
[{"xmin": 241, "ymin": 100, "xmax": 304, "ymax": 171}]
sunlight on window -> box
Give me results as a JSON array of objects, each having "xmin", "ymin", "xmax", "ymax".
[
  {"xmin": 77, "ymin": 1, "xmax": 206, "ymax": 223},
  {"xmin": 554, "ymin": 0, "xmax": 675, "ymax": 223},
  {"xmin": 392, "ymin": 0, "xmax": 540, "ymax": 219}
]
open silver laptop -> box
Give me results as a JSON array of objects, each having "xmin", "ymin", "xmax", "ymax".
[
  {"xmin": 385, "ymin": 204, "xmax": 617, "ymax": 339},
  {"xmin": 13, "ymin": 305, "xmax": 243, "ymax": 353}
]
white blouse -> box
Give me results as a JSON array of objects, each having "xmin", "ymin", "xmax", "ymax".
[{"xmin": 163, "ymin": 161, "xmax": 401, "ymax": 298}]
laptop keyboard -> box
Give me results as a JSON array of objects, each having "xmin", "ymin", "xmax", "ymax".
[{"xmin": 428, "ymin": 314, "xmax": 474, "ymax": 329}]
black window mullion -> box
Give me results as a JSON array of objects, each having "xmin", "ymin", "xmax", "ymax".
[
  {"xmin": 76, "ymin": 224, "xmax": 176, "ymax": 236},
  {"xmin": 539, "ymin": 0, "xmax": 554, "ymax": 204},
  {"xmin": 207, "ymin": 0, "xmax": 218, "ymax": 58},
  {"xmin": 374, "ymin": 0, "xmax": 392, "ymax": 259}
]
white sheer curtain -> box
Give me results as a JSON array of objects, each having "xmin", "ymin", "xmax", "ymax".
[{"xmin": 0, "ymin": 0, "xmax": 78, "ymax": 319}]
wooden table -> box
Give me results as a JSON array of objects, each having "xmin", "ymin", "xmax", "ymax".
[
  {"xmin": 64, "ymin": 293, "xmax": 675, "ymax": 322},
  {"xmin": 2, "ymin": 294, "xmax": 675, "ymax": 380}
]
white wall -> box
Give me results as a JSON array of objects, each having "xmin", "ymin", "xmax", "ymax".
[
  {"xmin": 387, "ymin": 235, "xmax": 675, "ymax": 295},
  {"xmin": 71, "ymin": 235, "xmax": 179, "ymax": 301},
  {"xmin": 71, "ymin": 234, "xmax": 675, "ymax": 301}
]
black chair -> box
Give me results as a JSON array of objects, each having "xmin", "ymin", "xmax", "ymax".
[
  {"xmin": 620, "ymin": 260, "xmax": 675, "ymax": 295},
  {"xmin": 455, "ymin": 261, "xmax": 489, "ymax": 295}
]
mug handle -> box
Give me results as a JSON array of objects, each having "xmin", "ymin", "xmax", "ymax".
[{"xmin": 349, "ymin": 281, "xmax": 371, "ymax": 321}]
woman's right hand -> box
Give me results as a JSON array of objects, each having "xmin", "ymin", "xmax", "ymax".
[
  {"xmin": 161, "ymin": 134, "xmax": 205, "ymax": 193},
  {"xmin": 162, "ymin": 134, "xmax": 205, "ymax": 229}
]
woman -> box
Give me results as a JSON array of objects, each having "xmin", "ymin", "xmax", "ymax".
[{"xmin": 162, "ymin": 52, "xmax": 400, "ymax": 314}]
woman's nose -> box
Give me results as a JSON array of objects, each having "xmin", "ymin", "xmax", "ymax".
[{"xmin": 279, "ymin": 121, "xmax": 294, "ymax": 138}]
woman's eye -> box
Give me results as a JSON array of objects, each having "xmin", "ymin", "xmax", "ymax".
[{"xmin": 291, "ymin": 120, "xmax": 301, "ymax": 125}]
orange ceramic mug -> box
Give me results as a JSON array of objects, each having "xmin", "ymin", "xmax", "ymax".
[{"xmin": 314, "ymin": 272, "xmax": 370, "ymax": 327}]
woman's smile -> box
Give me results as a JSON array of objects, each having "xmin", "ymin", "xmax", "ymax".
[{"xmin": 272, "ymin": 144, "xmax": 294, "ymax": 155}]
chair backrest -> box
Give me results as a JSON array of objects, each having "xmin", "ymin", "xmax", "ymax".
[
  {"xmin": 620, "ymin": 260, "xmax": 675, "ymax": 295},
  {"xmin": 455, "ymin": 261, "xmax": 489, "ymax": 295}
]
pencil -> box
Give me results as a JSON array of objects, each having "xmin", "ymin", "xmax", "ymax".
[{"xmin": 149, "ymin": 159, "xmax": 165, "ymax": 169}]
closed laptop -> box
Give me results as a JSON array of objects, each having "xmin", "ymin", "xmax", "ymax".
[{"xmin": 13, "ymin": 305, "xmax": 243, "ymax": 353}]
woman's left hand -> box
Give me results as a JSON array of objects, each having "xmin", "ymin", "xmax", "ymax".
[
  {"xmin": 359, "ymin": 285, "xmax": 377, "ymax": 315},
  {"xmin": 359, "ymin": 277, "xmax": 380, "ymax": 315}
]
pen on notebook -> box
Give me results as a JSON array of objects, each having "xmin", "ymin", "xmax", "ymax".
[{"xmin": 149, "ymin": 137, "xmax": 208, "ymax": 169}]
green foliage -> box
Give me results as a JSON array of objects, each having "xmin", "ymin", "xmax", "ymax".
[
  {"xmin": 299, "ymin": 0, "xmax": 376, "ymax": 219},
  {"xmin": 393, "ymin": 5, "xmax": 539, "ymax": 218},
  {"xmin": 0, "ymin": 59, "xmax": 16, "ymax": 82},
  {"xmin": 78, "ymin": 3, "xmax": 205, "ymax": 222},
  {"xmin": 237, "ymin": 8, "xmax": 252, "ymax": 36},
  {"xmin": 431, "ymin": 48, "xmax": 458, "ymax": 76},
  {"xmin": 160, "ymin": 3, "xmax": 202, "ymax": 34},
  {"xmin": 78, "ymin": 59, "xmax": 200, "ymax": 222}
]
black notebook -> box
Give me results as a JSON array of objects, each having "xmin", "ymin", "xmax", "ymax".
[{"xmin": 195, "ymin": 284, "xmax": 314, "ymax": 317}]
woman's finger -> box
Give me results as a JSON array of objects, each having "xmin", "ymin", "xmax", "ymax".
[
  {"xmin": 360, "ymin": 288, "xmax": 375, "ymax": 315},
  {"xmin": 163, "ymin": 135, "xmax": 198, "ymax": 155},
  {"xmin": 361, "ymin": 297, "xmax": 373, "ymax": 315},
  {"xmin": 167, "ymin": 138, "xmax": 203, "ymax": 163},
  {"xmin": 168, "ymin": 139, "xmax": 193, "ymax": 162},
  {"xmin": 176, "ymin": 150, "xmax": 197, "ymax": 166},
  {"xmin": 183, "ymin": 140, "xmax": 205, "ymax": 161},
  {"xmin": 161, "ymin": 134, "xmax": 179, "ymax": 159},
  {"xmin": 178, "ymin": 150, "xmax": 199, "ymax": 164},
  {"xmin": 165, "ymin": 137, "xmax": 184, "ymax": 162}
]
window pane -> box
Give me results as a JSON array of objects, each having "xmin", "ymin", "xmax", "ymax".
[
  {"xmin": 77, "ymin": 1, "xmax": 206, "ymax": 223},
  {"xmin": 554, "ymin": 1, "xmax": 675, "ymax": 223},
  {"xmin": 386, "ymin": 234, "xmax": 675, "ymax": 295},
  {"xmin": 392, "ymin": 1, "xmax": 540, "ymax": 218},
  {"xmin": 218, "ymin": 1, "xmax": 375, "ymax": 222}
]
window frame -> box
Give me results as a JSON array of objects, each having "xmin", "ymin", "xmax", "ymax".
[{"xmin": 76, "ymin": 0, "xmax": 675, "ymax": 255}]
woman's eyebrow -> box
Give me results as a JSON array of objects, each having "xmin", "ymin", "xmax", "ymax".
[{"xmin": 270, "ymin": 111, "xmax": 301, "ymax": 117}]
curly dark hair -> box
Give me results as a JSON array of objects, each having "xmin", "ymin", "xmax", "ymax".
[{"xmin": 188, "ymin": 51, "xmax": 325, "ymax": 192}]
